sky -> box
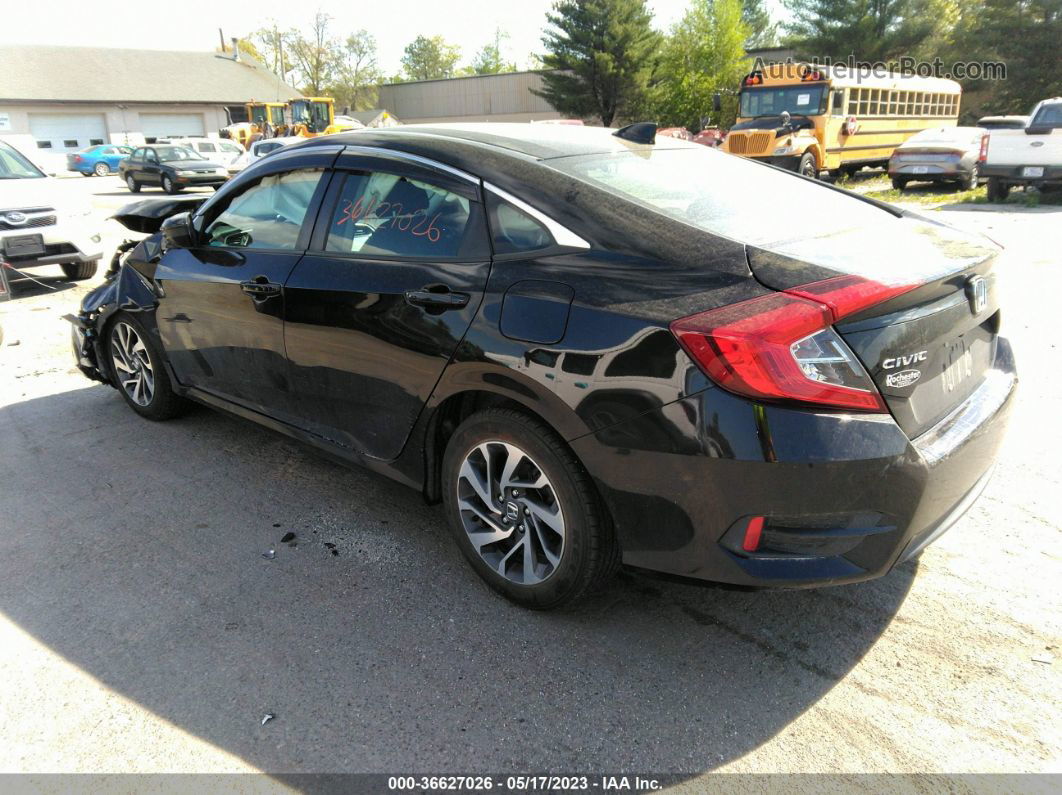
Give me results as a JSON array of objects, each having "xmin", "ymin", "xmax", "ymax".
[{"xmin": 0, "ymin": 0, "xmax": 781, "ymax": 77}]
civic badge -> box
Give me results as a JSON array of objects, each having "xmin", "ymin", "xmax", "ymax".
[
  {"xmin": 3, "ymin": 211, "xmax": 27, "ymax": 225},
  {"xmin": 966, "ymin": 275, "xmax": 988, "ymax": 314}
]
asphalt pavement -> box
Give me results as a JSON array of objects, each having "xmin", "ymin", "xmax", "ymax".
[{"xmin": 0, "ymin": 175, "xmax": 1059, "ymax": 782}]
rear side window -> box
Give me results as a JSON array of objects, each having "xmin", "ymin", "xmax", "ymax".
[
  {"xmin": 486, "ymin": 193, "xmax": 553, "ymax": 255},
  {"xmin": 203, "ymin": 169, "xmax": 323, "ymax": 250},
  {"xmin": 325, "ymin": 171, "xmax": 483, "ymax": 259}
]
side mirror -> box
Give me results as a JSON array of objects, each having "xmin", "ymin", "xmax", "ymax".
[
  {"xmin": 161, "ymin": 212, "xmax": 196, "ymax": 250},
  {"xmin": 712, "ymin": 93, "xmax": 722, "ymax": 112}
]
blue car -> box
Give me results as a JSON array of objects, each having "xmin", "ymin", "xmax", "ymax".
[{"xmin": 66, "ymin": 144, "xmax": 133, "ymax": 177}]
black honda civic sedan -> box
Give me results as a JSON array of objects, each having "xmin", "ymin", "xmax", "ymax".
[{"xmin": 72, "ymin": 124, "xmax": 1016, "ymax": 609}]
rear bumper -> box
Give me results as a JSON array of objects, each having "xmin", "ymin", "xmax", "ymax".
[
  {"xmin": 981, "ymin": 163, "xmax": 1062, "ymax": 184},
  {"xmin": 571, "ymin": 336, "xmax": 1017, "ymax": 588}
]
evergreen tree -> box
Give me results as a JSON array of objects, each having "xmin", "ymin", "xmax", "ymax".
[
  {"xmin": 783, "ymin": 0, "xmax": 936, "ymax": 61},
  {"xmin": 534, "ymin": 0, "xmax": 662, "ymax": 126},
  {"xmin": 743, "ymin": 0, "xmax": 778, "ymax": 46}
]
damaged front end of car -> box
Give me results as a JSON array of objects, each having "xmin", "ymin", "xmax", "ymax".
[{"xmin": 70, "ymin": 196, "xmax": 207, "ymax": 387}]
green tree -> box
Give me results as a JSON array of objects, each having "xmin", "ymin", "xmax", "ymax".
[
  {"xmin": 743, "ymin": 0, "xmax": 778, "ymax": 46},
  {"xmin": 469, "ymin": 29, "xmax": 518, "ymax": 75},
  {"xmin": 955, "ymin": 0, "xmax": 1062, "ymax": 115},
  {"xmin": 534, "ymin": 0, "xmax": 662, "ymax": 126},
  {"xmin": 654, "ymin": 0, "xmax": 751, "ymax": 130},
  {"xmin": 286, "ymin": 11, "xmax": 340, "ymax": 95},
  {"xmin": 329, "ymin": 30, "xmax": 382, "ymax": 111},
  {"xmin": 402, "ymin": 35, "xmax": 462, "ymax": 81},
  {"xmin": 249, "ymin": 25, "xmax": 296, "ymax": 80},
  {"xmin": 783, "ymin": 0, "xmax": 937, "ymax": 61}
]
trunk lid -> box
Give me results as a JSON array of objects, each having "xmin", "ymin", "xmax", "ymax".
[{"xmin": 747, "ymin": 214, "xmax": 1001, "ymax": 438}]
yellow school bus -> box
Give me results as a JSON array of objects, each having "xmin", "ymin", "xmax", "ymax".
[{"xmin": 722, "ymin": 63, "xmax": 961, "ymax": 179}]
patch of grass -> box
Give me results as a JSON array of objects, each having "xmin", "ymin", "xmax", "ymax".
[{"xmin": 864, "ymin": 183, "xmax": 986, "ymax": 207}]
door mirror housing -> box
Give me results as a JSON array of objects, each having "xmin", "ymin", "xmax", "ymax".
[{"xmin": 161, "ymin": 212, "xmax": 196, "ymax": 250}]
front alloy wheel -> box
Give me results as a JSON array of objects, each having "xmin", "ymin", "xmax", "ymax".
[
  {"xmin": 456, "ymin": 441, "xmax": 565, "ymax": 585},
  {"xmin": 110, "ymin": 320, "xmax": 154, "ymax": 407}
]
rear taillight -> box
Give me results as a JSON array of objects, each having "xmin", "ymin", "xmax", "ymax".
[
  {"xmin": 73, "ymin": 155, "xmax": 84, "ymax": 163},
  {"xmin": 670, "ymin": 276, "xmax": 918, "ymax": 412},
  {"xmin": 978, "ymin": 133, "xmax": 990, "ymax": 162}
]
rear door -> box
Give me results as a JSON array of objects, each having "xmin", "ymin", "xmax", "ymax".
[
  {"xmin": 283, "ymin": 151, "xmax": 492, "ymax": 460},
  {"xmin": 155, "ymin": 149, "xmax": 337, "ymax": 422}
]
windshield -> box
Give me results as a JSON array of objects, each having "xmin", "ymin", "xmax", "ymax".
[
  {"xmin": 549, "ymin": 146, "xmax": 889, "ymax": 248},
  {"xmin": 156, "ymin": 146, "xmax": 204, "ymax": 162},
  {"xmin": 739, "ymin": 85, "xmax": 826, "ymax": 117},
  {"xmin": 0, "ymin": 143, "xmax": 46, "ymax": 179}
]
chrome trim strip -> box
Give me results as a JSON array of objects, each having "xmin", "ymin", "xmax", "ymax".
[
  {"xmin": 483, "ymin": 183, "xmax": 591, "ymax": 250},
  {"xmin": 339, "ymin": 145, "xmax": 479, "ymax": 185}
]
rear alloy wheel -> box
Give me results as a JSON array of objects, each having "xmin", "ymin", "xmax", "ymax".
[
  {"xmin": 891, "ymin": 176, "xmax": 908, "ymax": 191},
  {"xmin": 987, "ymin": 177, "xmax": 1010, "ymax": 202},
  {"xmin": 798, "ymin": 152, "xmax": 818, "ymax": 179},
  {"xmin": 161, "ymin": 175, "xmax": 181, "ymax": 194},
  {"xmin": 94, "ymin": 162, "xmax": 110, "ymax": 177},
  {"xmin": 60, "ymin": 261, "xmax": 98, "ymax": 281},
  {"xmin": 125, "ymin": 174, "xmax": 141, "ymax": 193},
  {"xmin": 107, "ymin": 313, "xmax": 187, "ymax": 420},
  {"xmin": 961, "ymin": 164, "xmax": 979, "ymax": 191},
  {"xmin": 442, "ymin": 408, "xmax": 618, "ymax": 609}
]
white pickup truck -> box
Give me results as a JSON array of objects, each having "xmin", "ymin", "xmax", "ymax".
[{"xmin": 980, "ymin": 97, "xmax": 1062, "ymax": 201}]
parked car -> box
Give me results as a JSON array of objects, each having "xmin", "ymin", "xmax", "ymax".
[
  {"xmin": 118, "ymin": 145, "xmax": 228, "ymax": 194},
  {"xmin": 976, "ymin": 115, "xmax": 1029, "ymax": 130},
  {"xmin": 74, "ymin": 124, "xmax": 1015, "ymax": 609},
  {"xmin": 692, "ymin": 127, "xmax": 725, "ymax": 147},
  {"xmin": 981, "ymin": 97, "xmax": 1062, "ymax": 201},
  {"xmin": 657, "ymin": 127, "xmax": 693, "ymax": 141},
  {"xmin": 169, "ymin": 137, "xmax": 245, "ymax": 167},
  {"xmin": 66, "ymin": 144, "xmax": 133, "ymax": 177},
  {"xmin": 888, "ymin": 126, "xmax": 986, "ymax": 190},
  {"xmin": 227, "ymin": 136, "xmax": 302, "ymax": 175},
  {"xmin": 1, "ymin": 140, "xmax": 101, "ymax": 281}
]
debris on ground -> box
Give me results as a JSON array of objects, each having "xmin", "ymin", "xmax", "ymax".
[
  {"xmin": 262, "ymin": 549, "xmax": 276, "ymax": 560},
  {"xmin": 1031, "ymin": 653, "xmax": 1053, "ymax": 665},
  {"xmin": 281, "ymin": 532, "xmax": 296, "ymax": 544},
  {"xmin": 261, "ymin": 713, "xmax": 275, "ymax": 725},
  {"xmin": 324, "ymin": 542, "xmax": 339, "ymax": 557}
]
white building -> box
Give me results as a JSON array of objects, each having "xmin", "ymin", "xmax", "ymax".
[{"xmin": 0, "ymin": 44, "xmax": 301, "ymax": 154}]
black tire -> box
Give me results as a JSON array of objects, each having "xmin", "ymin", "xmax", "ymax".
[
  {"xmin": 105, "ymin": 312, "xmax": 188, "ymax": 421},
  {"xmin": 61, "ymin": 261, "xmax": 98, "ymax": 281},
  {"xmin": 891, "ymin": 176, "xmax": 908, "ymax": 190},
  {"xmin": 80, "ymin": 172, "xmax": 92, "ymax": 177},
  {"xmin": 987, "ymin": 177, "xmax": 1010, "ymax": 202},
  {"xmin": 161, "ymin": 175, "xmax": 181, "ymax": 194},
  {"xmin": 94, "ymin": 162, "xmax": 110, "ymax": 177},
  {"xmin": 125, "ymin": 174, "xmax": 141, "ymax": 193},
  {"xmin": 961, "ymin": 165, "xmax": 979, "ymax": 191},
  {"xmin": 798, "ymin": 151, "xmax": 818, "ymax": 179},
  {"xmin": 441, "ymin": 408, "xmax": 619, "ymax": 609}
]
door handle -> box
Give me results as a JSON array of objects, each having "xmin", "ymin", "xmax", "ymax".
[
  {"xmin": 404, "ymin": 286, "xmax": 470, "ymax": 310},
  {"xmin": 240, "ymin": 277, "xmax": 281, "ymax": 298}
]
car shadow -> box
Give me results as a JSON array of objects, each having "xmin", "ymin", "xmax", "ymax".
[
  {"xmin": 1, "ymin": 270, "xmax": 79, "ymax": 299},
  {"xmin": 0, "ymin": 384, "xmax": 916, "ymax": 775}
]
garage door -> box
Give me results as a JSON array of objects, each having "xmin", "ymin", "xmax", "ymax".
[
  {"xmin": 29, "ymin": 113, "xmax": 108, "ymax": 153},
  {"xmin": 139, "ymin": 113, "xmax": 205, "ymax": 140}
]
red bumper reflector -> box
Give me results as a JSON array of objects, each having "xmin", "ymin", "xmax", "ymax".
[{"xmin": 742, "ymin": 516, "xmax": 765, "ymax": 552}]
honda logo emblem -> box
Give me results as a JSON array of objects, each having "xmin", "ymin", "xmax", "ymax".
[{"xmin": 966, "ymin": 276, "xmax": 988, "ymax": 315}]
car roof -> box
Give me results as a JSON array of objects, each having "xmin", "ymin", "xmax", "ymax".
[{"xmin": 295, "ymin": 123, "xmax": 701, "ymax": 162}]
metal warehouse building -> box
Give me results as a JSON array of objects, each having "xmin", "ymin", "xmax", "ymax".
[
  {"xmin": 0, "ymin": 45, "xmax": 301, "ymax": 154},
  {"xmin": 376, "ymin": 71, "xmax": 562, "ymax": 124}
]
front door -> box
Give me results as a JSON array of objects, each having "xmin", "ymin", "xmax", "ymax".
[
  {"xmin": 283, "ymin": 157, "xmax": 492, "ymax": 460},
  {"xmin": 155, "ymin": 163, "xmax": 331, "ymax": 422}
]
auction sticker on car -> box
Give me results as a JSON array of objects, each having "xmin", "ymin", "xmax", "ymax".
[{"xmin": 1022, "ymin": 166, "xmax": 1044, "ymax": 177}]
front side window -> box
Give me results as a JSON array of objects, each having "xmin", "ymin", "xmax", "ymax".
[
  {"xmin": 198, "ymin": 142, "xmax": 217, "ymax": 153},
  {"xmin": 326, "ymin": 171, "xmax": 477, "ymax": 259},
  {"xmin": 203, "ymin": 169, "xmax": 323, "ymax": 250}
]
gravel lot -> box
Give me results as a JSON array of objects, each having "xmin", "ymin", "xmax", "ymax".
[{"xmin": 0, "ymin": 175, "xmax": 1059, "ymax": 782}]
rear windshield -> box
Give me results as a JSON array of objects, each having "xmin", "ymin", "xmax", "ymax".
[
  {"xmin": 548, "ymin": 147, "xmax": 890, "ymax": 248},
  {"xmin": 903, "ymin": 127, "xmax": 983, "ymax": 147}
]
